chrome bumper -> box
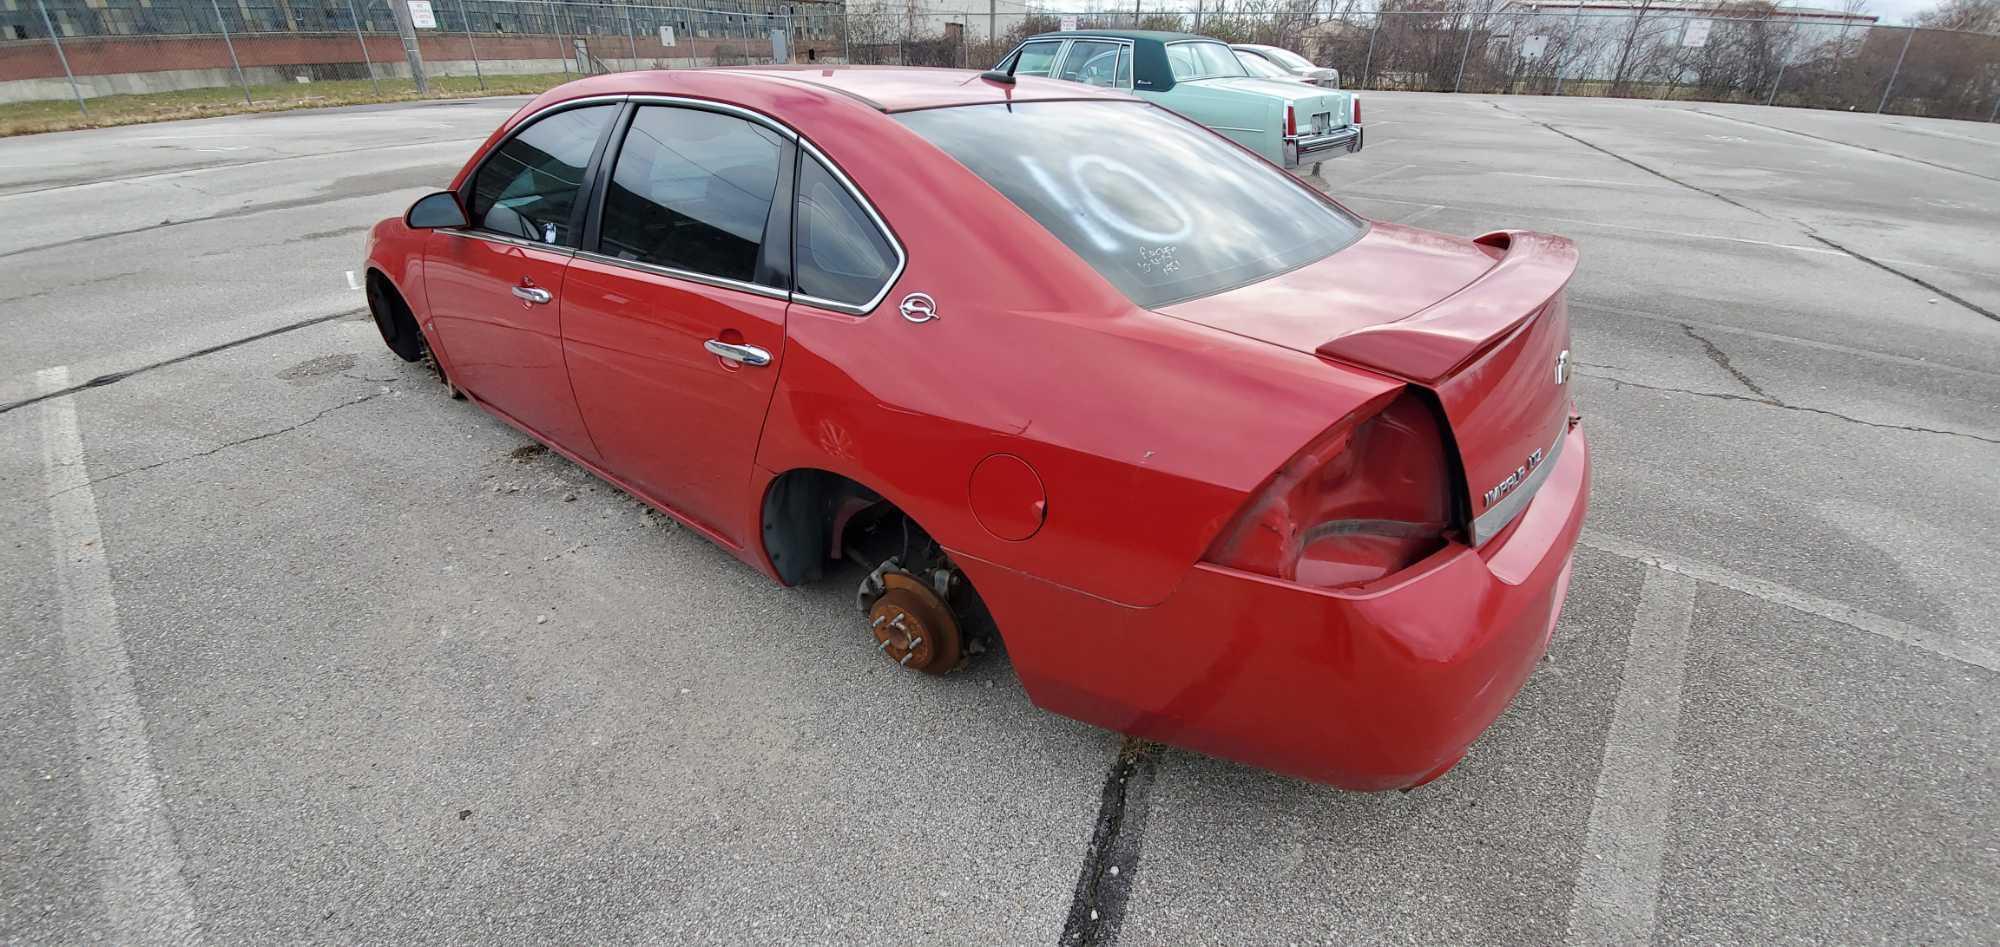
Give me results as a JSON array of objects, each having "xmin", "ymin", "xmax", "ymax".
[{"xmin": 1284, "ymin": 125, "xmax": 1363, "ymax": 167}]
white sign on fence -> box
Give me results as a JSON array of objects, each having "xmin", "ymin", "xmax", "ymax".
[
  {"xmin": 1682, "ymin": 19, "xmax": 1712, "ymax": 48},
  {"xmin": 1521, "ymin": 34, "xmax": 1549, "ymax": 60},
  {"xmin": 658, "ymin": 25, "xmax": 676, "ymax": 47},
  {"xmin": 407, "ymin": 0, "xmax": 436, "ymax": 29},
  {"xmin": 1060, "ymin": 15, "xmax": 1078, "ymax": 31}
]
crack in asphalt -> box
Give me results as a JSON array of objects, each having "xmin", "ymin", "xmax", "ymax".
[
  {"xmin": 44, "ymin": 390, "xmax": 388, "ymax": 498},
  {"xmin": 1490, "ymin": 102, "xmax": 2000, "ymax": 324},
  {"xmin": 1058, "ymin": 738, "xmax": 1159, "ymax": 947},
  {"xmin": 0, "ymin": 308, "xmax": 364, "ymax": 417},
  {"xmin": 1685, "ymin": 108, "xmax": 2000, "ymax": 185},
  {"xmin": 1579, "ymin": 370, "xmax": 2000, "ymax": 446},
  {"xmin": 1681, "ymin": 324, "xmax": 1776, "ymax": 403}
]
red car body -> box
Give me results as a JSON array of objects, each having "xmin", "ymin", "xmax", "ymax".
[{"xmin": 364, "ymin": 67, "xmax": 1588, "ymax": 790}]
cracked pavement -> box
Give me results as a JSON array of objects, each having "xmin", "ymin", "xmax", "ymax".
[{"xmin": 3, "ymin": 93, "xmax": 1997, "ymax": 944}]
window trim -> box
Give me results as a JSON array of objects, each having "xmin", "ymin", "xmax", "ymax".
[
  {"xmin": 789, "ymin": 137, "xmax": 907, "ymax": 316},
  {"xmin": 1053, "ymin": 37, "xmax": 1134, "ymax": 90},
  {"xmin": 454, "ymin": 94, "xmax": 627, "ymax": 253},
  {"xmin": 1004, "ymin": 38, "xmax": 1070, "ymax": 77}
]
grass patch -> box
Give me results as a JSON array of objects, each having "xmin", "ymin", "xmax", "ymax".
[{"xmin": 0, "ymin": 73, "xmax": 574, "ymax": 137}]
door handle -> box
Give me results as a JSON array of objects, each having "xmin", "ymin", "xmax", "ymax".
[
  {"xmin": 704, "ymin": 339, "xmax": 771, "ymax": 367},
  {"xmin": 511, "ymin": 286, "xmax": 553, "ymax": 305}
]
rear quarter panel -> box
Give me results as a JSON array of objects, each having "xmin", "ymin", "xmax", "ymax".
[{"xmin": 754, "ymin": 100, "xmax": 1398, "ymax": 606}]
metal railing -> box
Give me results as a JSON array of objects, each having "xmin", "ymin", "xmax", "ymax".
[{"xmin": 5, "ymin": 3, "xmax": 1997, "ymax": 124}]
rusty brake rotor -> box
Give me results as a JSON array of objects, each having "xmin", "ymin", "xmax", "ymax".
[{"xmin": 867, "ymin": 571, "xmax": 963, "ymax": 675}]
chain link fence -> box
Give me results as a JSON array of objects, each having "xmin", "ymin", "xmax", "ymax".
[{"xmin": 5, "ymin": 2, "xmax": 1997, "ymax": 124}]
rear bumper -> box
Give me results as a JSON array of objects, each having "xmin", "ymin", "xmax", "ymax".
[
  {"xmin": 1285, "ymin": 125, "xmax": 1363, "ymax": 167},
  {"xmin": 956, "ymin": 422, "xmax": 1589, "ymax": 791}
]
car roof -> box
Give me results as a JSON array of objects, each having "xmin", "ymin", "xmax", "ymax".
[
  {"xmin": 1024, "ymin": 29, "xmax": 1212, "ymax": 44},
  {"xmin": 517, "ymin": 66, "xmax": 1137, "ymax": 116}
]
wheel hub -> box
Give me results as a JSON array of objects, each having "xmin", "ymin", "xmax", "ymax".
[{"xmin": 867, "ymin": 571, "xmax": 962, "ymax": 675}]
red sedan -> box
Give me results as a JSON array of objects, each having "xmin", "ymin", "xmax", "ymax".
[{"xmin": 363, "ymin": 67, "xmax": 1588, "ymax": 790}]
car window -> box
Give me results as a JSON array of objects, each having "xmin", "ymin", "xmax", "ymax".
[
  {"xmin": 1236, "ymin": 51, "xmax": 1291, "ymax": 79},
  {"xmin": 1166, "ymin": 41, "xmax": 1247, "ymax": 80},
  {"xmin": 794, "ymin": 155, "xmax": 897, "ymax": 308},
  {"xmin": 1117, "ymin": 46, "xmax": 1132, "ymax": 87},
  {"xmin": 1012, "ymin": 41, "xmax": 1062, "ymax": 77},
  {"xmin": 1265, "ymin": 47, "xmax": 1317, "ymax": 71},
  {"xmin": 598, "ymin": 105, "xmax": 784, "ymax": 286},
  {"xmin": 1058, "ymin": 40, "xmax": 1125, "ymax": 87},
  {"xmin": 898, "ymin": 101, "xmax": 1363, "ymax": 309},
  {"xmin": 468, "ymin": 104, "xmax": 616, "ymax": 246}
]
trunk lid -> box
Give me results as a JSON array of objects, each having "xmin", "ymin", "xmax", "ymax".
[
  {"xmin": 1195, "ymin": 77, "xmax": 1353, "ymax": 129},
  {"xmin": 1159, "ymin": 227, "xmax": 1579, "ymax": 546}
]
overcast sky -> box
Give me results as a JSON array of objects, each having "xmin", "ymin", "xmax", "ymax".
[{"xmin": 1857, "ymin": 0, "xmax": 1934, "ymax": 25}]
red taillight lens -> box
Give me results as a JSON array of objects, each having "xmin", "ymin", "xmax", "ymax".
[
  {"xmin": 1285, "ymin": 104, "xmax": 1298, "ymax": 138},
  {"xmin": 1352, "ymin": 97, "xmax": 1362, "ymax": 124},
  {"xmin": 1203, "ymin": 390, "xmax": 1452, "ymax": 589}
]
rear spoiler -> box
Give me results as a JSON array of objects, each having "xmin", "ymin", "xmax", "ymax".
[{"xmin": 1315, "ymin": 231, "xmax": 1579, "ymax": 385}]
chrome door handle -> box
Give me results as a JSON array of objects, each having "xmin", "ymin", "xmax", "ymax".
[
  {"xmin": 704, "ymin": 339, "xmax": 771, "ymax": 367},
  {"xmin": 511, "ymin": 286, "xmax": 553, "ymax": 305}
]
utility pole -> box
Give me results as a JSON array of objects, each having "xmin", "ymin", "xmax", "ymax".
[
  {"xmin": 345, "ymin": 0, "xmax": 380, "ymax": 95},
  {"xmin": 988, "ymin": 0, "xmax": 994, "ymax": 47},
  {"xmin": 34, "ymin": 0, "xmax": 87, "ymax": 116},
  {"xmin": 390, "ymin": 0, "xmax": 429, "ymax": 94},
  {"xmin": 1876, "ymin": 26, "xmax": 1913, "ymax": 114},
  {"xmin": 209, "ymin": 0, "xmax": 254, "ymax": 106}
]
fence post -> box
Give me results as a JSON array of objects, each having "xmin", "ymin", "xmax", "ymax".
[
  {"xmin": 548, "ymin": 0, "xmax": 569, "ymax": 73},
  {"xmin": 208, "ymin": 0, "xmax": 255, "ymax": 105},
  {"xmin": 1361, "ymin": 17, "xmax": 1377, "ymax": 90},
  {"xmin": 455, "ymin": 0, "xmax": 483, "ymax": 88},
  {"xmin": 1876, "ymin": 26, "xmax": 1914, "ymax": 114},
  {"xmin": 34, "ymin": 0, "xmax": 88, "ymax": 117},
  {"xmin": 1452, "ymin": 18, "xmax": 1474, "ymax": 93},
  {"xmin": 623, "ymin": 1, "xmax": 638, "ymax": 68},
  {"xmin": 1556, "ymin": 6, "xmax": 1580, "ymax": 96},
  {"xmin": 1765, "ymin": 56, "xmax": 1787, "ymax": 107},
  {"xmin": 345, "ymin": 0, "xmax": 381, "ymax": 94}
]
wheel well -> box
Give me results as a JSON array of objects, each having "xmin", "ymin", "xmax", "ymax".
[{"xmin": 760, "ymin": 468, "xmax": 885, "ymax": 586}]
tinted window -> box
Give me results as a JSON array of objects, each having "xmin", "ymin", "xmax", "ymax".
[
  {"xmin": 1166, "ymin": 41, "xmax": 1246, "ymax": 80},
  {"xmin": 1012, "ymin": 41, "xmax": 1062, "ymax": 76},
  {"xmin": 1058, "ymin": 40, "xmax": 1125, "ymax": 87},
  {"xmin": 469, "ymin": 104, "xmax": 615, "ymax": 245},
  {"xmin": 794, "ymin": 156, "xmax": 897, "ymax": 307},
  {"xmin": 899, "ymin": 101, "xmax": 1363, "ymax": 308},
  {"xmin": 598, "ymin": 106, "xmax": 783, "ymax": 285}
]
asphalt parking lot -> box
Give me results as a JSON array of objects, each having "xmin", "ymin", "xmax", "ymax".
[{"xmin": 2, "ymin": 90, "xmax": 1995, "ymax": 945}]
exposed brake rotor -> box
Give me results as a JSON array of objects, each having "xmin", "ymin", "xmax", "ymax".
[{"xmin": 866, "ymin": 571, "xmax": 963, "ymax": 675}]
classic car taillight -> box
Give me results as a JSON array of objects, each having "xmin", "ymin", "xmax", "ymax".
[
  {"xmin": 1285, "ymin": 104, "xmax": 1298, "ymax": 138},
  {"xmin": 1203, "ymin": 389, "xmax": 1452, "ymax": 589},
  {"xmin": 1352, "ymin": 97, "xmax": 1362, "ymax": 124}
]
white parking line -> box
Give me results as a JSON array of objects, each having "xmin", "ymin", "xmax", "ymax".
[
  {"xmin": 1582, "ymin": 532, "xmax": 1997, "ymax": 672},
  {"xmin": 1566, "ymin": 563, "xmax": 1695, "ymax": 947},
  {"xmin": 1396, "ymin": 204, "xmax": 1445, "ymax": 226},
  {"xmin": 36, "ymin": 366, "xmax": 202, "ymax": 944}
]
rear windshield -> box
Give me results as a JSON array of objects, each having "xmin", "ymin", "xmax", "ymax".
[{"xmin": 897, "ymin": 101, "xmax": 1363, "ymax": 308}]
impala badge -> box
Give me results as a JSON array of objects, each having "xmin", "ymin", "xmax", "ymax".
[
  {"xmin": 899, "ymin": 292, "xmax": 939, "ymax": 324},
  {"xmin": 1483, "ymin": 447, "xmax": 1547, "ymax": 509}
]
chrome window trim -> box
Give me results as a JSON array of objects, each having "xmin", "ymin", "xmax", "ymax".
[
  {"xmin": 790, "ymin": 137, "xmax": 907, "ymax": 316},
  {"xmin": 624, "ymin": 94, "xmax": 799, "ymax": 141},
  {"xmin": 1054, "ymin": 37, "xmax": 1134, "ymax": 90},
  {"xmin": 439, "ymin": 228, "xmax": 576, "ymax": 256},
  {"xmin": 1005, "ymin": 38, "xmax": 1070, "ymax": 77},
  {"xmin": 573, "ymin": 249, "xmax": 791, "ymax": 301},
  {"xmin": 1469, "ymin": 425, "xmax": 1567, "ymax": 547}
]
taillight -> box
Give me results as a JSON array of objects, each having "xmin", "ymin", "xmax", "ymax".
[
  {"xmin": 1285, "ymin": 104, "xmax": 1297, "ymax": 138},
  {"xmin": 1352, "ymin": 97, "xmax": 1362, "ymax": 124},
  {"xmin": 1203, "ymin": 389, "xmax": 1452, "ymax": 589}
]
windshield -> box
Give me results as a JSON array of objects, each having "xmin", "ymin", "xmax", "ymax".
[
  {"xmin": 1263, "ymin": 47, "xmax": 1317, "ymax": 71},
  {"xmin": 897, "ymin": 101, "xmax": 1364, "ymax": 308},
  {"xmin": 1166, "ymin": 41, "xmax": 1248, "ymax": 80}
]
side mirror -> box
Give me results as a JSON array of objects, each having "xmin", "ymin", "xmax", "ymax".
[{"xmin": 406, "ymin": 191, "xmax": 469, "ymax": 230}]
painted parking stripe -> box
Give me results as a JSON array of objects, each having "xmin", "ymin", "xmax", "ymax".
[
  {"xmin": 1583, "ymin": 532, "xmax": 1997, "ymax": 672},
  {"xmin": 36, "ymin": 366, "xmax": 202, "ymax": 944},
  {"xmin": 1566, "ymin": 563, "xmax": 1696, "ymax": 947}
]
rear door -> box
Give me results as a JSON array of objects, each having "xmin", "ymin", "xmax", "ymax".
[
  {"xmin": 426, "ymin": 101, "xmax": 619, "ymax": 458},
  {"xmin": 560, "ymin": 103, "xmax": 794, "ymax": 546}
]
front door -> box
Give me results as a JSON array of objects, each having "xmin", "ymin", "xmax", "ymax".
[
  {"xmin": 424, "ymin": 101, "xmax": 619, "ymax": 458},
  {"xmin": 560, "ymin": 104, "xmax": 795, "ymax": 546}
]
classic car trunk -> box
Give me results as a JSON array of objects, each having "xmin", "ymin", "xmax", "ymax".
[
  {"xmin": 1157, "ymin": 226, "xmax": 1579, "ymax": 545},
  {"xmin": 1196, "ymin": 77, "xmax": 1353, "ymax": 130}
]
